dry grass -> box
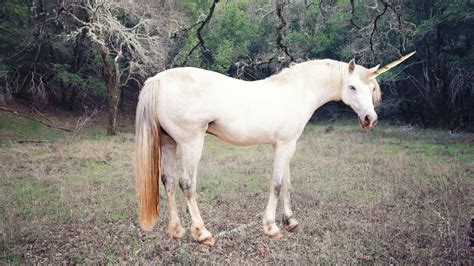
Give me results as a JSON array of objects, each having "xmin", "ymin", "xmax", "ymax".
[{"xmin": 0, "ymin": 112, "xmax": 472, "ymax": 264}]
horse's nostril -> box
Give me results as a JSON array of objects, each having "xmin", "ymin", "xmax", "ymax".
[{"xmin": 364, "ymin": 115, "xmax": 370, "ymax": 123}]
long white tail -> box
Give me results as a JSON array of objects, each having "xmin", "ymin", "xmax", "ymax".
[{"xmin": 135, "ymin": 77, "xmax": 161, "ymax": 231}]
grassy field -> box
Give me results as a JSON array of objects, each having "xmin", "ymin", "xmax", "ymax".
[{"xmin": 0, "ymin": 111, "xmax": 472, "ymax": 264}]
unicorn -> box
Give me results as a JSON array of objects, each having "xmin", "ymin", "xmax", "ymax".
[{"xmin": 135, "ymin": 52, "xmax": 416, "ymax": 245}]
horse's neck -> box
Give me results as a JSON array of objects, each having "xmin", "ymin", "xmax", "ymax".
[{"xmin": 265, "ymin": 60, "xmax": 343, "ymax": 118}]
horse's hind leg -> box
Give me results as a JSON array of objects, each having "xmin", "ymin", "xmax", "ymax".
[
  {"xmin": 161, "ymin": 133, "xmax": 185, "ymax": 239},
  {"xmin": 263, "ymin": 140, "xmax": 297, "ymax": 238},
  {"xmin": 178, "ymin": 136, "xmax": 215, "ymax": 245}
]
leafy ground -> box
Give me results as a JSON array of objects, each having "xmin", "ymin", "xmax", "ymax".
[{"xmin": 0, "ymin": 111, "xmax": 473, "ymax": 264}]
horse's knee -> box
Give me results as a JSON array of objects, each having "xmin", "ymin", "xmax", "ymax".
[
  {"xmin": 274, "ymin": 184, "xmax": 282, "ymax": 197},
  {"xmin": 272, "ymin": 178, "xmax": 283, "ymax": 197},
  {"xmin": 162, "ymin": 174, "xmax": 176, "ymax": 193},
  {"xmin": 179, "ymin": 178, "xmax": 191, "ymax": 191},
  {"xmin": 179, "ymin": 178, "xmax": 194, "ymax": 198}
]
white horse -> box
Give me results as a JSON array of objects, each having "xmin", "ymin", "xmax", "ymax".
[{"xmin": 135, "ymin": 53, "xmax": 415, "ymax": 245}]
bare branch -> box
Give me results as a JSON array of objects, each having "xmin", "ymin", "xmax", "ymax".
[
  {"xmin": 182, "ymin": 0, "xmax": 220, "ymax": 65},
  {"xmin": 350, "ymin": 0, "xmax": 362, "ymax": 29},
  {"xmin": 318, "ymin": 0, "xmax": 326, "ymax": 16},
  {"xmin": 170, "ymin": 19, "xmax": 204, "ymax": 40},
  {"xmin": 367, "ymin": 1, "xmax": 405, "ymax": 52},
  {"xmin": 385, "ymin": 3, "xmax": 405, "ymax": 52},
  {"xmin": 276, "ymin": 0, "xmax": 294, "ymax": 62},
  {"xmin": 369, "ymin": 2, "xmax": 389, "ymax": 51}
]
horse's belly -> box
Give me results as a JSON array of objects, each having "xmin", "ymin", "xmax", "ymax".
[
  {"xmin": 206, "ymin": 121, "xmax": 273, "ymax": 146},
  {"xmin": 206, "ymin": 117, "xmax": 302, "ymax": 146}
]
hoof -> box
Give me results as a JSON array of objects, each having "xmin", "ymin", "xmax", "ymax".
[
  {"xmin": 268, "ymin": 230, "xmax": 283, "ymax": 238},
  {"xmin": 263, "ymin": 220, "xmax": 282, "ymax": 238},
  {"xmin": 283, "ymin": 216, "xmax": 300, "ymax": 233},
  {"xmin": 285, "ymin": 219, "xmax": 300, "ymax": 233},
  {"xmin": 168, "ymin": 223, "xmax": 185, "ymax": 239},
  {"xmin": 198, "ymin": 236, "xmax": 216, "ymax": 246},
  {"xmin": 192, "ymin": 225, "xmax": 216, "ymax": 246}
]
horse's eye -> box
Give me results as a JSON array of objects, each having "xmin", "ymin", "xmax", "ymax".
[{"xmin": 349, "ymin": 86, "xmax": 356, "ymax": 91}]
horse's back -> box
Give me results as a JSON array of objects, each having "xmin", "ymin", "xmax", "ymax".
[
  {"xmin": 155, "ymin": 67, "xmax": 241, "ymax": 92},
  {"xmin": 152, "ymin": 67, "xmax": 259, "ymax": 118}
]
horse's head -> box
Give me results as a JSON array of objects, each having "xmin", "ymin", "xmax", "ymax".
[
  {"xmin": 341, "ymin": 59, "xmax": 381, "ymax": 129},
  {"xmin": 340, "ymin": 51, "xmax": 415, "ymax": 129}
]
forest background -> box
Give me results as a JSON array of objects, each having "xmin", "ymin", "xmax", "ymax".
[{"xmin": 0, "ymin": 0, "xmax": 473, "ymax": 134}]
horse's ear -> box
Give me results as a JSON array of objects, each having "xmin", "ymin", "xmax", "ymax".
[
  {"xmin": 348, "ymin": 59, "xmax": 356, "ymax": 73},
  {"xmin": 367, "ymin": 64, "xmax": 380, "ymax": 79},
  {"xmin": 369, "ymin": 64, "xmax": 380, "ymax": 73}
]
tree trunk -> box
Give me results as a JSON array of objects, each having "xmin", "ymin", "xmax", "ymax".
[
  {"xmin": 66, "ymin": 85, "xmax": 79, "ymax": 111},
  {"xmin": 100, "ymin": 45, "xmax": 120, "ymax": 136}
]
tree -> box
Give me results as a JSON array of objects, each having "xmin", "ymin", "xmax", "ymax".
[{"xmin": 59, "ymin": 0, "xmax": 166, "ymax": 135}]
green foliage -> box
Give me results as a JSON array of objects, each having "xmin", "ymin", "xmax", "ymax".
[
  {"xmin": 213, "ymin": 39, "xmax": 235, "ymax": 73},
  {"xmin": 86, "ymin": 76, "xmax": 107, "ymax": 95},
  {"xmin": 52, "ymin": 64, "xmax": 107, "ymax": 98},
  {"xmin": 179, "ymin": 0, "xmax": 353, "ymax": 73},
  {"xmin": 53, "ymin": 64, "xmax": 87, "ymax": 89},
  {"xmin": 206, "ymin": 0, "xmax": 262, "ymax": 72},
  {"xmin": 0, "ymin": 0, "xmax": 32, "ymax": 58},
  {"xmin": 2, "ymin": 0, "xmax": 31, "ymax": 26},
  {"xmin": 0, "ymin": 63, "xmax": 11, "ymax": 71},
  {"xmin": 52, "ymin": 64, "xmax": 106, "ymax": 95},
  {"xmin": 177, "ymin": 0, "xmax": 214, "ymax": 20},
  {"xmin": 439, "ymin": 0, "xmax": 474, "ymax": 22},
  {"xmin": 285, "ymin": 2, "xmax": 350, "ymax": 59},
  {"xmin": 174, "ymin": 33, "xmax": 201, "ymax": 67}
]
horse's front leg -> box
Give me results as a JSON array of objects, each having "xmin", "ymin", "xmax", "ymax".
[
  {"xmin": 263, "ymin": 140, "xmax": 296, "ymax": 238},
  {"xmin": 281, "ymin": 163, "xmax": 300, "ymax": 232},
  {"xmin": 178, "ymin": 137, "xmax": 216, "ymax": 245}
]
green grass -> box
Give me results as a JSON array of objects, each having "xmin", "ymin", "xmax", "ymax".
[
  {"xmin": 0, "ymin": 112, "xmax": 65, "ymax": 145},
  {"xmin": 105, "ymin": 246, "xmax": 118, "ymax": 265},
  {"xmin": 2, "ymin": 251, "xmax": 21, "ymax": 265},
  {"xmin": 10, "ymin": 176, "xmax": 48, "ymax": 216},
  {"xmin": 380, "ymin": 138, "xmax": 474, "ymax": 160},
  {"xmin": 0, "ymin": 113, "xmax": 472, "ymax": 264},
  {"xmin": 312, "ymin": 119, "xmax": 474, "ymax": 161}
]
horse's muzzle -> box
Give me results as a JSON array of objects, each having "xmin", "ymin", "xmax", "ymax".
[{"xmin": 358, "ymin": 114, "xmax": 378, "ymax": 129}]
